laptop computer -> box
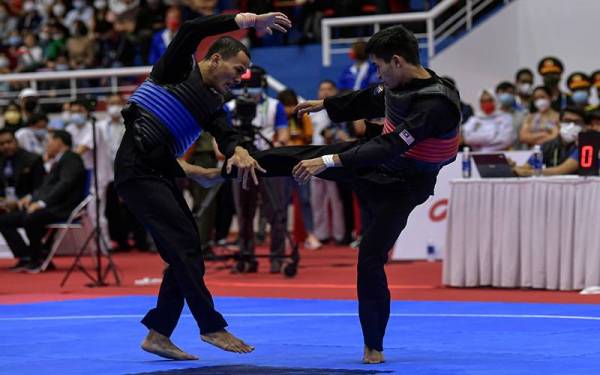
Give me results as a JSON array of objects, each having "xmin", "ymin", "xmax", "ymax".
[{"xmin": 472, "ymin": 153, "xmax": 517, "ymax": 178}]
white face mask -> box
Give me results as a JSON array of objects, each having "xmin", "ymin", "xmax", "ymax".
[
  {"xmin": 107, "ymin": 105, "xmax": 122, "ymax": 118},
  {"xmin": 559, "ymin": 122, "xmax": 582, "ymax": 144},
  {"xmin": 94, "ymin": 0, "xmax": 107, "ymax": 9},
  {"xmin": 70, "ymin": 113, "xmax": 87, "ymax": 126},
  {"xmin": 52, "ymin": 4, "xmax": 65, "ymax": 17},
  {"xmin": 23, "ymin": 1, "xmax": 35, "ymax": 12},
  {"xmin": 518, "ymin": 83, "xmax": 532, "ymax": 96},
  {"xmin": 534, "ymin": 98, "xmax": 551, "ymax": 112}
]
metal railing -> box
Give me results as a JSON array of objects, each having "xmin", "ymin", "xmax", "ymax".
[
  {"xmin": 0, "ymin": 66, "xmax": 291, "ymax": 106},
  {"xmin": 321, "ymin": 0, "xmax": 513, "ymax": 66}
]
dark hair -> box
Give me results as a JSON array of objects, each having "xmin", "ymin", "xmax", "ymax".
[
  {"xmin": 319, "ymin": 79, "xmax": 337, "ymax": 88},
  {"xmin": 533, "ymin": 85, "xmax": 552, "ymax": 97},
  {"xmin": 351, "ymin": 41, "xmax": 368, "ymax": 61},
  {"xmin": 515, "ymin": 68, "xmax": 533, "ymax": 81},
  {"xmin": 495, "ymin": 81, "xmax": 515, "ymax": 92},
  {"xmin": 27, "ymin": 112, "xmax": 48, "ymax": 126},
  {"xmin": 70, "ymin": 99, "xmax": 88, "ymax": 109},
  {"xmin": 0, "ymin": 128, "xmax": 16, "ymax": 138},
  {"xmin": 203, "ymin": 36, "xmax": 251, "ymax": 61},
  {"xmin": 49, "ymin": 130, "xmax": 72, "ymax": 148},
  {"xmin": 561, "ymin": 106, "xmax": 585, "ymax": 121},
  {"xmin": 277, "ymin": 89, "xmax": 298, "ymax": 106},
  {"xmin": 365, "ymin": 25, "xmax": 420, "ymax": 65}
]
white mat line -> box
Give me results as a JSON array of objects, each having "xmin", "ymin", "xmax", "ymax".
[{"xmin": 1, "ymin": 312, "xmax": 600, "ymax": 321}]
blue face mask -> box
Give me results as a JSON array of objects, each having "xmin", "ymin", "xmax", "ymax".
[
  {"xmin": 71, "ymin": 113, "xmax": 87, "ymax": 126},
  {"xmin": 572, "ymin": 90, "xmax": 589, "ymax": 105},
  {"xmin": 498, "ymin": 92, "xmax": 515, "ymax": 107}
]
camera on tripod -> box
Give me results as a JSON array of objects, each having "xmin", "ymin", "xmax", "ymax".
[{"xmin": 231, "ymin": 66, "xmax": 267, "ymax": 133}]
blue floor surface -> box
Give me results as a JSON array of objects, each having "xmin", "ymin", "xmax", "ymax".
[{"xmin": 1, "ymin": 297, "xmax": 600, "ymax": 374}]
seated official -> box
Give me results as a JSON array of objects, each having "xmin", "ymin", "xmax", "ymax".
[
  {"xmin": 0, "ymin": 130, "xmax": 86, "ymax": 272},
  {"xmin": 0, "ymin": 129, "xmax": 46, "ymax": 270},
  {"xmin": 514, "ymin": 109, "xmax": 600, "ymax": 176}
]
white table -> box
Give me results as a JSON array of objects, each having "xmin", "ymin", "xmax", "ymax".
[{"xmin": 443, "ymin": 176, "xmax": 600, "ymax": 290}]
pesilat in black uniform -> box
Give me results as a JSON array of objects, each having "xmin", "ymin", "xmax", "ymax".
[{"xmin": 114, "ymin": 12, "xmax": 291, "ymax": 358}]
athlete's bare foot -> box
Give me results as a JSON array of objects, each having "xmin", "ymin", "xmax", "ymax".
[
  {"xmin": 201, "ymin": 329, "xmax": 254, "ymax": 353},
  {"xmin": 141, "ymin": 329, "xmax": 198, "ymax": 360},
  {"xmin": 363, "ymin": 346, "xmax": 384, "ymax": 364}
]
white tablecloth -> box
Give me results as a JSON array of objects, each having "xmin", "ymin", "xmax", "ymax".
[{"xmin": 443, "ymin": 177, "xmax": 600, "ymax": 291}]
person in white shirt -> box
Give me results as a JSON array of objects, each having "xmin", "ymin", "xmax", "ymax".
[
  {"xmin": 96, "ymin": 94, "xmax": 125, "ymax": 191},
  {"xmin": 15, "ymin": 112, "xmax": 48, "ymax": 155},
  {"xmin": 462, "ymin": 89, "xmax": 516, "ymax": 152},
  {"xmin": 308, "ymin": 80, "xmax": 345, "ymax": 244},
  {"xmin": 63, "ymin": 0, "xmax": 94, "ymax": 33},
  {"xmin": 65, "ymin": 99, "xmax": 94, "ymax": 170}
]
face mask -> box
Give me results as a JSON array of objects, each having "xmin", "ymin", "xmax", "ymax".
[
  {"xmin": 534, "ymin": 98, "xmax": 551, "ymax": 112},
  {"xmin": 107, "ymin": 105, "xmax": 122, "ymax": 118},
  {"xmin": 559, "ymin": 122, "xmax": 582, "ymax": 143},
  {"xmin": 480, "ymin": 101, "xmax": 496, "ymax": 115},
  {"xmin": 55, "ymin": 63, "xmax": 69, "ymax": 71},
  {"xmin": 4, "ymin": 111, "xmax": 21, "ymax": 125},
  {"xmin": 73, "ymin": 0, "xmax": 85, "ymax": 10},
  {"xmin": 39, "ymin": 31, "xmax": 49, "ymax": 41},
  {"xmin": 518, "ymin": 83, "xmax": 532, "ymax": 95},
  {"xmin": 70, "ymin": 113, "xmax": 87, "ymax": 126},
  {"xmin": 571, "ymin": 90, "xmax": 589, "ymax": 105},
  {"xmin": 23, "ymin": 100, "xmax": 37, "ymax": 112},
  {"xmin": 94, "ymin": 0, "xmax": 107, "ymax": 9},
  {"xmin": 498, "ymin": 93, "xmax": 515, "ymax": 107},
  {"xmin": 61, "ymin": 111, "xmax": 71, "ymax": 121},
  {"xmin": 543, "ymin": 74, "xmax": 560, "ymax": 88},
  {"xmin": 33, "ymin": 128, "xmax": 47, "ymax": 139},
  {"xmin": 0, "ymin": 57, "xmax": 8, "ymax": 69},
  {"xmin": 8, "ymin": 35, "xmax": 22, "ymax": 47},
  {"xmin": 23, "ymin": 1, "xmax": 35, "ymax": 12},
  {"xmin": 166, "ymin": 19, "xmax": 181, "ymax": 31},
  {"xmin": 52, "ymin": 4, "xmax": 65, "ymax": 17}
]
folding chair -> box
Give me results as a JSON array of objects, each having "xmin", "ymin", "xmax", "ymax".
[{"xmin": 39, "ymin": 195, "xmax": 94, "ymax": 272}]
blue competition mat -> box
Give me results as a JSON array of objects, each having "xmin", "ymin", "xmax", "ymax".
[{"xmin": 1, "ymin": 296, "xmax": 600, "ymax": 375}]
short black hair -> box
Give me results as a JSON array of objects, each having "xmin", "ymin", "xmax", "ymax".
[
  {"xmin": 27, "ymin": 112, "xmax": 48, "ymax": 126},
  {"xmin": 277, "ymin": 89, "xmax": 298, "ymax": 106},
  {"xmin": 0, "ymin": 128, "xmax": 16, "ymax": 138},
  {"xmin": 49, "ymin": 130, "xmax": 72, "ymax": 148},
  {"xmin": 366, "ymin": 25, "xmax": 420, "ymax": 65},
  {"xmin": 516, "ymin": 68, "xmax": 534, "ymax": 81},
  {"xmin": 561, "ymin": 106, "xmax": 585, "ymax": 121},
  {"xmin": 533, "ymin": 85, "xmax": 552, "ymax": 97},
  {"xmin": 319, "ymin": 79, "xmax": 337, "ymax": 88},
  {"xmin": 203, "ymin": 36, "xmax": 250, "ymax": 61},
  {"xmin": 495, "ymin": 81, "xmax": 516, "ymax": 92}
]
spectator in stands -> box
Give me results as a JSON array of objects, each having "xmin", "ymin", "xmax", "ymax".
[
  {"xmin": 16, "ymin": 33, "xmax": 43, "ymax": 72},
  {"xmin": 18, "ymin": 88, "xmax": 41, "ymax": 125},
  {"xmin": 442, "ymin": 76, "xmax": 473, "ymax": 124},
  {"xmin": 0, "ymin": 53, "xmax": 11, "ymax": 91},
  {"xmin": 495, "ymin": 81, "xmax": 526, "ymax": 149},
  {"xmin": 591, "ymin": 70, "xmax": 600, "ymax": 109},
  {"xmin": 537, "ymin": 56, "xmax": 568, "ymax": 111},
  {"xmin": 462, "ymin": 89, "xmax": 515, "ymax": 151},
  {"xmin": 42, "ymin": 22, "xmax": 68, "ymax": 62},
  {"xmin": 519, "ymin": 86, "xmax": 560, "ymax": 147},
  {"xmin": 135, "ymin": 0, "xmax": 167, "ymax": 64},
  {"xmin": 337, "ymin": 41, "xmax": 379, "ymax": 92},
  {"xmin": 65, "ymin": 100, "xmax": 94, "ymax": 171},
  {"xmin": 0, "ymin": 130, "xmax": 86, "ymax": 272},
  {"xmin": 17, "ymin": 1, "xmax": 42, "ymax": 33},
  {"xmin": 514, "ymin": 109, "xmax": 600, "ymax": 176},
  {"xmin": 64, "ymin": 0, "xmax": 94, "ymax": 33},
  {"xmin": 277, "ymin": 88, "xmax": 322, "ymax": 250},
  {"xmin": 308, "ymin": 80, "xmax": 345, "ymax": 245},
  {"xmin": 50, "ymin": 0, "xmax": 68, "ymax": 21},
  {"xmin": 515, "ymin": 68, "xmax": 534, "ymax": 110},
  {"xmin": 566, "ymin": 72, "xmax": 593, "ymax": 111},
  {"xmin": 1, "ymin": 102, "xmax": 23, "ymax": 132},
  {"xmin": 92, "ymin": 0, "xmax": 114, "ymax": 37},
  {"xmin": 0, "ymin": 128, "xmax": 45, "ymax": 271},
  {"xmin": 15, "ymin": 112, "xmax": 48, "ymax": 155},
  {"xmin": 98, "ymin": 23, "xmax": 137, "ymax": 67},
  {"xmin": 148, "ymin": 6, "xmax": 181, "ymax": 64},
  {"xmin": 0, "ymin": 2, "xmax": 18, "ymax": 45},
  {"xmin": 109, "ymin": 0, "xmax": 141, "ymax": 21},
  {"xmin": 67, "ymin": 20, "xmax": 95, "ymax": 68}
]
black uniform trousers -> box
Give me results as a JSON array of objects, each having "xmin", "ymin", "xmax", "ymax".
[
  {"xmin": 247, "ymin": 142, "xmax": 433, "ymax": 351},
  {"xmin": 115, "ymin": 130, "xmax": 227, "ymax": 337}
]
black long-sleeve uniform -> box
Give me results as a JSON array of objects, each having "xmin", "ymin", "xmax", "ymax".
[
  {"xmin": 247, "ymin": 71, "xmax": 461, "ymax": 351},
  {"xmin": 114, "ymin": 14, "xmax": 245, "ymax": 337}
]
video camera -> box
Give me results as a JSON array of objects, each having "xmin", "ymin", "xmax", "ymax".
[{"xmin": 231, "ymin": 66, "xmax": 267, "ymax": 127}]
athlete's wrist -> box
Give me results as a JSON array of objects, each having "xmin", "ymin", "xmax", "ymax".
[{"xmin": 235, "ymin": 13, "xmax": 257, "ymax": 29}]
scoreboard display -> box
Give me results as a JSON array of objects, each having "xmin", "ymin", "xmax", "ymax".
[{"xmin": 578, "ymin": 132, "xmax": 600, "ymax": 176}]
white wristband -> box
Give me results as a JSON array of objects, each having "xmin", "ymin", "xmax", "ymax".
[
  {"xmin": 235, "ymin": 13, "xmax": 257, "ymax": 29},
  {"xmin": 322, "ymin": 154, "xmax": 336, "ymax": 168}
]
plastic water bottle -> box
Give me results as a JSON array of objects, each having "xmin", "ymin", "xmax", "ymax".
[
  {"xmin": 462, "ymin": 146, "xmax": 472, "ymax": 178},
  {"xmin": 532, "ymin": 145, "xmax": 543, "ymax": 177},
  {"xmin": 426, "ymin": 240, "xmax": 436, "ymax": 262}
]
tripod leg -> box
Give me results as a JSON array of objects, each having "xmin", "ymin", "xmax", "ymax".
[
  {"xmin": 60, "ymin": 230, "xmax": 96, "ymax": 287},
  {"xmin": 100, "ymin": 235, "xmax": 121, "ymax": 285}
]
